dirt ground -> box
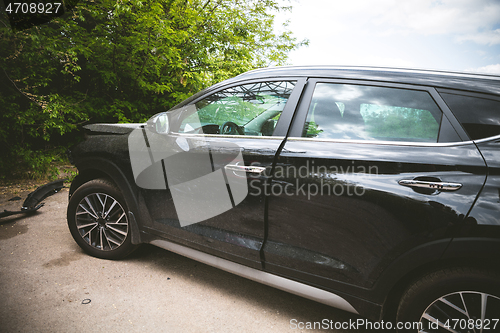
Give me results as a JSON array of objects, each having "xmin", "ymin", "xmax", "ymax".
[{"xmin": 0, "ymin": 183, "xmax": 369, "ymax": 333}]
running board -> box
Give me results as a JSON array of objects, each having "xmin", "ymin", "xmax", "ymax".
[{"xmin": 150, "ymin": 239, "xmax": 359, "ymax": 314}]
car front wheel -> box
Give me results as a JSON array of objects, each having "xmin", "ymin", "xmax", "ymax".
[
  {"xmin": 396, "ymin": 267, "xmax": 500, "ymax": 332},
  {"xmin": 67, "ymin": 178, "xmax": 137, "ymax": 259}
]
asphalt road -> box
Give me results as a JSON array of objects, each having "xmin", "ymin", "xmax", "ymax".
[{"xmin": 0, "ymin": 187, "xmax": 371, "ymax": 333}]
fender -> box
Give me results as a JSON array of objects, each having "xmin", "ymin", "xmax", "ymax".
[
  {"xmin": 367, "ymin": 238, "xmax": 452, "ymax": 304},
  {"xmin": 367, "ymin": 236, "xmax": 500, "ymax": 320},
  {"xmin": 442, "ymin": 237, "xmax": 500, "ymax": 262}
]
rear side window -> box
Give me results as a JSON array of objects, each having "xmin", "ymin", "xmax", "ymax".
[
  {"xmin": 439, "ymin": 93, "xmax": 500, "ymax": 140},
  {"xmin": 302, "ymin": 83, "xmax": 442, "ymax": 142}
]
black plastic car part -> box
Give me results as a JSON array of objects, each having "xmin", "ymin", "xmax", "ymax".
[{"xmin": 0, "ymin": 179, "xmax": 66, "ymax": 219}]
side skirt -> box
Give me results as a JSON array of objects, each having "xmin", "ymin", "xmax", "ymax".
[{"xmin": 150, "ymin": 239, "xmax": 359, "ymax": 315}]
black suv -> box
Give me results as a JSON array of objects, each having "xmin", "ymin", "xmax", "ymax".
[{"xmin": 67, "ymin": 66, "xmax": 500, "ymax": 331}]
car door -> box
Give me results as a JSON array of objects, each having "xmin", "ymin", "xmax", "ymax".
[
  {"xmin": 263, "ymin": 79, "xmax": 487, "ymax": 294},
  {"xmin": 135, "ymin": 78, "xmax": 305, "ymax": 269}
]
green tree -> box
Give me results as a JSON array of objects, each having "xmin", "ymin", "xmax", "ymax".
[
  {"xmin": 0, "ymin": 0, "xmax": 307, "ymax": 178},
  {"xmin": 362, "ymin": 105, "xmax": 440, "ymax": 141}
]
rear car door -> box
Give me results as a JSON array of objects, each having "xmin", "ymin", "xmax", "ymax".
[
  {"xmin": 134, "ymin": 78, "xmax": 305, "ymax": 269},
  {"xmin": 263, "ymin": 79, "xmax": 487, "ymax": 296}
]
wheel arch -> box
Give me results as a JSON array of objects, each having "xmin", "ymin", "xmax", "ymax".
[
  {"xmin": 380, "ymin": 237, "xmax": 500, "ymax": 320},
  {"xmin": 69, "ymin": 157, "xmax": 143, "ymax": 245}
]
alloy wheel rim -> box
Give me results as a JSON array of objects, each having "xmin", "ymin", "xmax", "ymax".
[
  {"xmin": 419, "ymin": 291, "xmax": 500, "ymax": 333},
  {"xmin": 75, "ymin": 193, "xmax": 128, "ymax": 251}
]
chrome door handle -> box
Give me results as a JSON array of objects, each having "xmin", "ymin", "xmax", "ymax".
[
  {"xmin": 398, "ymin": 179, "xmax": 462, "ymax": 191},
  {"xmin": 225, "ymin": 164, "xmax": 266, "ymax": 174}
]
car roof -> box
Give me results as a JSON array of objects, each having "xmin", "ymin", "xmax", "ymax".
[
  {"xmin": 228, "ymin": 66, "xmax": 500, "ymax": 96},
  {"xmin": 170, "ymin": 65, "xmax": 500, "ymax": 111}
]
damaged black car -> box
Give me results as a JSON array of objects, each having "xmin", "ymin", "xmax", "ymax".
[{"xmin": 66, "ymin": 66, "xmax": 500, "ymax": 331}]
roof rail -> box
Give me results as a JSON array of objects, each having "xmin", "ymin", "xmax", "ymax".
[{"xmin": 241, "ymin": 65, "xmax": 500, "ymax": 80}]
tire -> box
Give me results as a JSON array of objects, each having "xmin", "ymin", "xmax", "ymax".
[
  {"xmin": 396, "ymin": 267, "xmax": 500, "ymax": 332},
  {"xmin": 67, "ymin": 178, "xmax": 138, "ymax": 259}
]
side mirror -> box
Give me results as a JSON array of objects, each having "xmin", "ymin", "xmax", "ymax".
[{"xmin": 147, "ymin": 112, "xmax": 169, "ymax": 134}]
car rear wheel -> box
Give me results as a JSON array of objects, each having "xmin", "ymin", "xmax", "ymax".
[
  {"xmin": 396, "ymin": 267, "xmax": 500, "ymax": 332},
  {"xmin": 67, "ymin": 178, "xmax": 138, "ymax": 259}
]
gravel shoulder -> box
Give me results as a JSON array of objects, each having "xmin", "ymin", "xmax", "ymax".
[{"xmin": 0, "ymin": 185, "xmax": 366, "ymax": 332}]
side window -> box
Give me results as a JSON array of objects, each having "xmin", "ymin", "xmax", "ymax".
[
  {"xmin": 439, "ymin": 93, "xmax": 500, "ymax": 140},
  {"xmin": 303, "ymin": 83, "xmax": 443, "ymax": 142},
  {"xmin": 178, "ymin": 81, "xmax": 296, "ymax": 136}
]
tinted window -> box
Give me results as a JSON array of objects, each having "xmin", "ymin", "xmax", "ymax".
[
  {"xmin": 303, "ymin": 83, "xmax": 442, "ymax": 142},
  {"xmin": 179, "ymin": 81, "xmax": 295, "ymax": 136},
  {"xmin": 440, "ymin": 93, "xmax": 500, "ymax": 140}
]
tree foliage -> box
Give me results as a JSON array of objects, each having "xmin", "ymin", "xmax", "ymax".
[
  {"xmin": 361, "ymin": 105, "xmax": 440, "ymax": 141},
  {"xmin": 0, "ymin": 0, "xmax": 306, "ymax": 178}
]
